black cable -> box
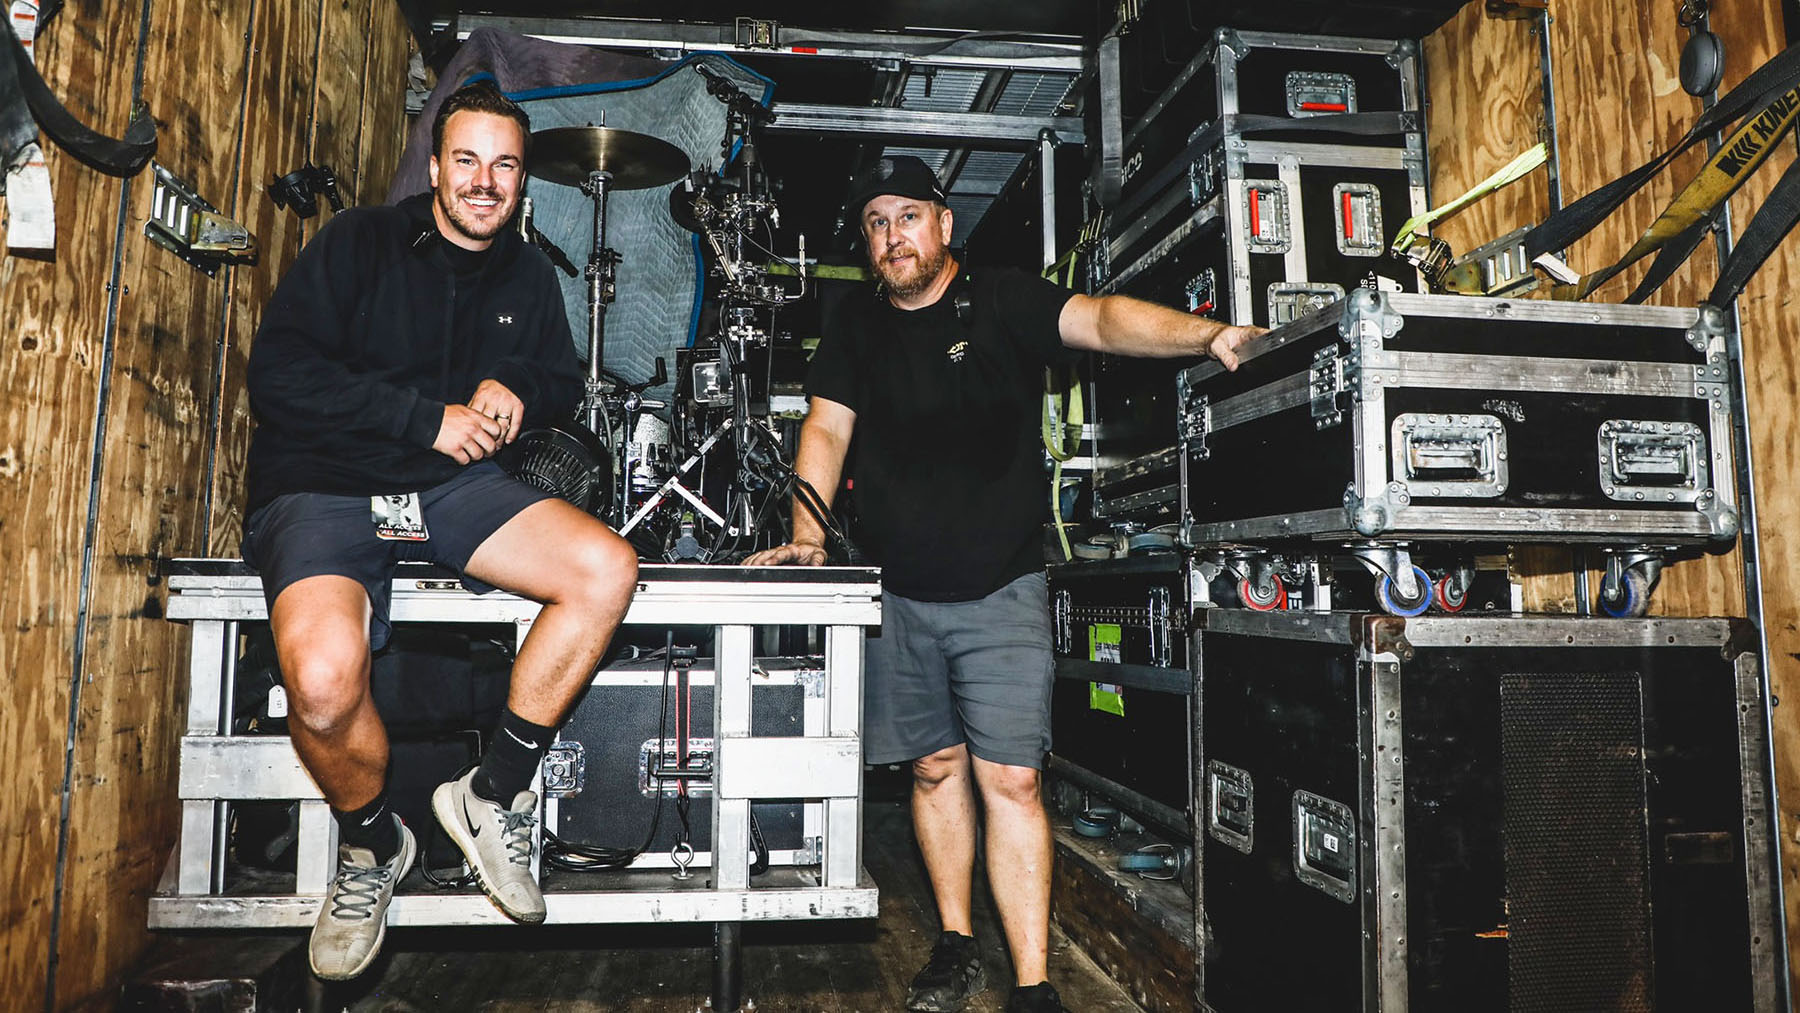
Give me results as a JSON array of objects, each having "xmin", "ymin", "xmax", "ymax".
[{"xmin": 539, "ymin": 633, "xmax": 681, "ymax": 872}]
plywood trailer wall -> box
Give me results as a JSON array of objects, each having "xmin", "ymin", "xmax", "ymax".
[
  {"xmin": 1424, "ymin": 0, "xmax": 1800, "ymax": 993},
  {"xmin": 0, "ymin": 1, "xmax": 410, "ymax": 1007}
]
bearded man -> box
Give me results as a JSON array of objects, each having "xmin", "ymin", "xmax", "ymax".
[{"xmin": 747, "ymin": 155, "xmax": 1260, "ymax": 1012}]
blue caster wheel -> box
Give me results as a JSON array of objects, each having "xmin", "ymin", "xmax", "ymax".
[{"xmin": 1375, "ymin": 565, "xmax": 1433, "ymax": 618}]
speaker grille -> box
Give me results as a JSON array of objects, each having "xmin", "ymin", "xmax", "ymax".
[{"xmin": 1501, "ymin": 670, "xmax": 1652, "ymax": 1012}]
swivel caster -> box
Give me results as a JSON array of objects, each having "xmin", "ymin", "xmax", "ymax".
[
  {"xmin": 1375, "ymin": 565, "xmax": 1433, "ymax": 618},
  {"xmin": 1598, "ymin": 568, "xmax": 1652, "ymax": 617},
  {"xmin": 1238, "ymin": 574, "xmax": 1286, "ymax": 612},
  {"xmin": 1434, "ymin": 571, "xmax": 1472, "ymax": 613}
]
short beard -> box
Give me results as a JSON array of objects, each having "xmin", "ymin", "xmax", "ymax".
[
  {"xmin": 436, "ymin": 186, "xmax": 510, "ymax": 243},
  {"xmin": 876, "ymin": 243, "xmax": 950, "ymax": 301}
]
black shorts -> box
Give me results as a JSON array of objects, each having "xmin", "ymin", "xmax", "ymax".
[{"xmin": 241, "ymin": 462, "xmax": 553, "ymax": 650}]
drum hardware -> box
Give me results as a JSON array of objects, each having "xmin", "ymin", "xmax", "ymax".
[
  {"xmin": 516, "ymin": 196, "xmax": 577, "ymax": 277},
  {"xmin": 529, "ymin": 122, "xmax": 688, "ymax": 439}
]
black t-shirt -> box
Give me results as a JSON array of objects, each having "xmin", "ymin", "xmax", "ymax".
[{"xmin": 806, "ymin": 268, "xmax": 1079, "ymax": 601}]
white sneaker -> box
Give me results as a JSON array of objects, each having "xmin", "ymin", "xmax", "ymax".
[
  {"xmin": 309, "ymin": 817, "xmax": 416, "ymax": 981},
  {"xmin": 432, "ymin": 769, "xmax": 546, "ymax": 923}
]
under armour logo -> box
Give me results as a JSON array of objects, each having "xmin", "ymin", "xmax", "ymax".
[{"xmin": 497, "ymin": 314, "xmax": 514, "ymax": 325}]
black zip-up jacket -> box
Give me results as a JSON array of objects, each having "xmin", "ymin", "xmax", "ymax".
[{"xmin": 245, "ymin": 192, "xmax": 581, "ymax": 514}]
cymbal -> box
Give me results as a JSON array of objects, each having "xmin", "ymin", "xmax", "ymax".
[{"xmin": 530, "ymin": 126, "xmax": 688, "ymax": 190}]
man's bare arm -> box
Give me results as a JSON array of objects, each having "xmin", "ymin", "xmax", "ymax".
[{"xmin": 1057, "ymin": 292, "xmax": 1262, "ymax": 370}]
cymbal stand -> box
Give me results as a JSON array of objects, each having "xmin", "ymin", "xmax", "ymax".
[{"xmin": 579, "ymin": 168, "xmax": 621, "ymax": 438}]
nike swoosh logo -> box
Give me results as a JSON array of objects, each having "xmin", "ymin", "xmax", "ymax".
[
  {"xmin": 463, "ymin": 797, "xmax": 481, "ymax": 838},
  {"xmin": 504, "ymin": 728, "xmax": 540, "ymax": 750},
  {"xmin": 360, "ymin": 805, "xmax": 387, "ymax": 828}
]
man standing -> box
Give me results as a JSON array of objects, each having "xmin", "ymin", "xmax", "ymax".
[
  {"xmin": 243, "ymin": 81, "xmax": 639, "ymax": 980},
  {"xmin": 747, "ymin": 155, "xmax": 1257, "ymax": 1012}
]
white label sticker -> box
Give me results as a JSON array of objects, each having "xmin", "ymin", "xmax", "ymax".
[
  {"xmin": 266, "ymin": 684, "xmax": 289, "ymax": 718},
  {"xmin": 1322, "ymin": 832, "xmax": 1340, "ymax": 853}
]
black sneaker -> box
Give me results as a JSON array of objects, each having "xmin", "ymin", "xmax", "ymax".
[
  {"xmin": 905, "ymin": 931, "xmax": 987, "ymax": 1012},
  {"xmin": 1005, "ymin": 982, "xmax": 1069, "ymax": 1013}
]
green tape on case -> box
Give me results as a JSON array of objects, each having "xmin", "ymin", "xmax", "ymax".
[{"xmin": 1088, "ymin": 623, "xmax": 1125, "ymax": 716}]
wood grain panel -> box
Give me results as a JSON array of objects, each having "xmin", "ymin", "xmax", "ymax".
[
  {"xmin": 357, "ymin": 0, "xmax": 411, "ymax": 206},
  {"xmin": 50, "ymin": 0, "xmax": 254, "ymax": 1005},
  {"xmin": 1548, "ymin": 1, "xmax": 1746, "ymax": 619},
  {"xmin": 310, "ymin": 0, "xmax": 374, "ymax": 209},
  {"xmin": 0, "ymin": 0, "xmax": 143, "ymax": 1005},
  {"xmin": 209, "ymin": 0, "xmax": 326, "ymax": 558}
]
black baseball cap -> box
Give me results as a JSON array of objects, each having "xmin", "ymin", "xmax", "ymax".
[{"xmin": 846, "ymin": 155, "xmax": 948, "ymax": 220}]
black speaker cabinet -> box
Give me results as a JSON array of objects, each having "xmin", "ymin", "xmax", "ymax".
[{"xmin": 1193, "ymin": 610, "xmax": 1782, "ymax": 1012}]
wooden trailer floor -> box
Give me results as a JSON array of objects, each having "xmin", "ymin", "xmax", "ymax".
[{"xmin": 304, "ymin": 799, "xmax": 1146, "ymax": 1012}]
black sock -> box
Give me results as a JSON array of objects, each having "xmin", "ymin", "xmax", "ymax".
[
  {"xmin": 474, "ymin": 709, "xmax": 556, "ymax": 804},
  {"xmin": 334, "ymin": 790, "xmax": 399, "ymax": 863}
]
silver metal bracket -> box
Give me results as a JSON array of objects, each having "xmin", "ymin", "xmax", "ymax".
[
  {"xmin": 1441, "ymin": 226, "xmax": 1539, "ymax": 297},
  {"xmin": 794, "ymin": 666, "xmax": 827, "ymax": 699},
  {"xmin": 1179, "ymin": 390, "xmax": 1211, "ymax": 462},
  {"xmin": 541, "ymin": 740, "xmax": 587, "ymax": 798},
  {"xmin": 146, "ymin": 163, "xmax": 257, "ymax": 276},
  {"xmin": 1346, "ymin": 543, "xmax": 1420, "ymax": 600},
  {"xmin": 1344, "ymin": 481, "xmax": 1412, "ymax": 537},
  {"xmin": 1310, "ymin": 347, "xmax": 1345, "ymax": 429},
  {"xmin": 1686, "ymin": 302, "xmax": 1729, "ymax": 354},
  {"xmin": 1146, "ymin": 586, "xmax": 1173, "ymax": 668},
  {"xmin": 1337, "ymin": 288, "xmax": 1406, "ymax": 345},
  {"xmin": 1053, "ymin": 589, "xmax": 1073, "ymax": 655}
]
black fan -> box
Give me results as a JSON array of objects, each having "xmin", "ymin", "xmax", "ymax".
[{"xmin": 499, "ymin": 421, "xmax": 613, "ymax": 519}]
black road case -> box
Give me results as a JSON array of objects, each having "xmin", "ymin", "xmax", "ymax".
[
  {"xmin": 1048, "ymin": 555, "xmax": 1199, "ymax": 834},
  {"xmin": 1177, "ymin": 291, "xmax": 1741, "ymax": 548},
  {"xmin": 1192, "ymin": 610, "xmax": 1782, "ymax": 1012}
]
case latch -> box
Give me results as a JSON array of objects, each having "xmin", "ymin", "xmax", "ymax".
[{"xmin": 1268, "ymin": 282, "xmax": 1344, "ymax": 326}]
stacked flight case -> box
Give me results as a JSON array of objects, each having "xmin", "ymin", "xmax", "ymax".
[
  {"xmin": 1048, "ymin": 24, "xmax": 1781, "ymax": 1013},
  {"xmin": 1192, "ymin": 611, "xmax": 1782, "ymax": 1011},
  {"xmin": 1086, "ymin": 29, "xmax": 1427, "ymax": 530}
]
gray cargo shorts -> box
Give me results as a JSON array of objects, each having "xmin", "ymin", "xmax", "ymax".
[{"xmin": 863, "ymin": 571, "xmax": 1054, "ymax": 770}]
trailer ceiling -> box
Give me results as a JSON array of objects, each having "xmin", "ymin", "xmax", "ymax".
[{"xmin": 410, "ymin": 3, "xmax": 1474, "ymax": 259}]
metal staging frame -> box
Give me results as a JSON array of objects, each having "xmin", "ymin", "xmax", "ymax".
[{"xmin": 153, "ymin": 559, "xmax": 880, "ymax": 1003}]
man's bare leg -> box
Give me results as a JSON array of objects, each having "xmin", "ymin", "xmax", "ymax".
[
  {"xmin": 913, "ymin": 743, "xmax": 980, "ymax": 936},
  {"xmin": 462, "ymin": 496, "xmax": 639, "ymax": 722},
  {"xmin": 971, "ymin": 756, "xmax": 1052, "ymax": 986},
  {"xmin": 268, "ymin": 575, "xmax": 381, "ymax": 809},
  {"xmin": 434, "ymin": 496, "xmax": 638, "ymax": 924}
]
